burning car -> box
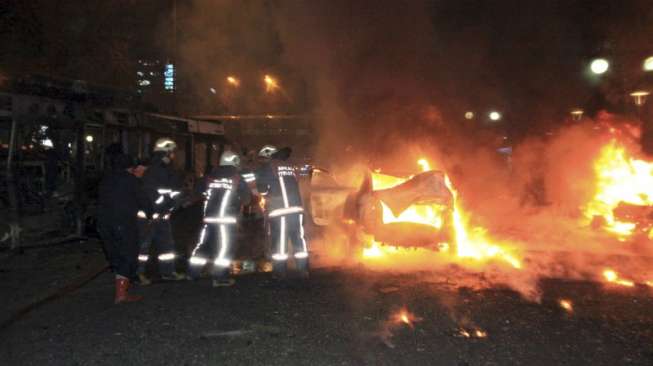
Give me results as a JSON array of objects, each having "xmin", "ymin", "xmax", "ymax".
[{"xmin": 310, "ymin": 166, "xmax": 455, "ymax": 251}]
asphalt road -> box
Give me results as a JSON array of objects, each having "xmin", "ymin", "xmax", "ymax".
[{"xmin": 1, "ymin": 208, "xmax": 652, "ymax": 365}]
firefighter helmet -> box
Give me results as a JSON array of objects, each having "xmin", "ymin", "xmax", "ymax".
[
  {"xmin": 153, "ymin": 138, "xmax": 177, "ymax": 153},
  {"xmin": 219, "ymin": 151, "xmax": 241, "ymax": 167},
  {"xmin": 258, "ymin": 145, "xmax": 278, "ymax": 158}
]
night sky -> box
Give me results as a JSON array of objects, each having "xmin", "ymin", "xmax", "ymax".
[{"xmin": 2, "ymin": 0, "xmax": 653, "ymax": 140}]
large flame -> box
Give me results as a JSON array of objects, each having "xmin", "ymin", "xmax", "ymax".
[
  {"xmin": 583, "ymin": 139, "xmax": 653, "ymax": 238},
  {"xmin": 445, "ymin": 175, "xmax": 521, "ymax": 269},
  {"xmin": 363, "ymin": 158, "xmax": 521, "ymax": 269}
]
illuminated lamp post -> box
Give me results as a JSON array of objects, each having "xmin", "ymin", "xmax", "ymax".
[
  {"xmin": 570, "ymin": 109, "xmax": 584, "ymax": 121},
  {"xmin": 590, "ymin": 58, "xmax": 610, "ymax": 75}
]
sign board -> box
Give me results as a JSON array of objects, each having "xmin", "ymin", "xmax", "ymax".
[{"xmin": 198, "ymin": 121, "xmax": 224, "ymax": 135}]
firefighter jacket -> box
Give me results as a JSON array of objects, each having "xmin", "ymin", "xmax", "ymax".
[
  {"xmin": 142, "ymin": 153, "xmax": 183, "ymax": 217},
  {"xmin": 98, "ymin": 169, "xmax": 153, "ymax": 230},
  {"xmin": 255, "ymin": 160, "xmax": 303, "ymax": 217},
  {"xmin": 201, "ymin": 166, "xmax": 252, "ymax": 221}
]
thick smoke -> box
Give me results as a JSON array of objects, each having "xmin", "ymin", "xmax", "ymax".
[{"xmin": 174, "ymin": 1, "xmax": 653, "ymax": 300}]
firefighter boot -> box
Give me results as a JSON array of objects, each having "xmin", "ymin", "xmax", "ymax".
[
  {"xmin": 115, "ymin": 277, "xmax": 143, "ymax": 304},
  {"xmin": 272, "ymin": 260, "xmax": 288, "ymax": 280},
  {"xmin": 295, "ymin": 257, "xmax": 310, "ymax": 280}
]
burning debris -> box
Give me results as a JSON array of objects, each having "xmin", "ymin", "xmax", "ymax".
[
  {"xmin": 456, "ymin": 328, "xmax": 488, "ymax": 339},
  {"xmin": 391, "ymin": 307, "xmax": 422, "ymax": 329},
  {"xmin": 584, "ymin": 139, "xmax": 653, "ymax": 239},
  {"xmin": 359, "ymin": 158, "xmax": 521, "ymax": 270},
  {"xmin": 602, "ymin": 269, "xmax": 635, "ymax": 288},
  {"xmin": 311, "ymin": 118, "xmax": 653, "ymax": 302}
]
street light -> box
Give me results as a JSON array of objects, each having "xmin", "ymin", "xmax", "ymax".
[
  {"xmin": 630, "ymin": 90, "xmax": 650, "ymax": 107},
  {"xmin": 643, "ymin": 56, "xmax": 653, "ymax": 72},
  {"xmin": 570, "ymin": 109, "xmax": 584, "ymax": 121},
  {"xmin": 590, "ymin": 58, "xmax": 610, "ymax": 75},
  {"xmin": 464, "ymin": 111, "xmax": 474, "ymax": 120},
  {"xmin": 489, "ymin": 111, "xmax": 501, "ymax": 121},
  {"xmin": 226, "ymin": 76, "xmax": 240, "ymax": 87},
  {"xmin": 264, "ymin": 74, "xmax": 279, "ymax": 93},
  {"xmin": 85, "ymin": 135, "xmax": 94, "ymax": 143}
]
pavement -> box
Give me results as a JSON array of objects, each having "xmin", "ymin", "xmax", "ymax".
[{"xmin": 1, "ymin": 209, "xmax": 653, "ymax": 365}]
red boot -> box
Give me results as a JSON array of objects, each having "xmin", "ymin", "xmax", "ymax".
[{"xmin": 115, "ymin": 277, "xmax": 143, "ymax": 304}]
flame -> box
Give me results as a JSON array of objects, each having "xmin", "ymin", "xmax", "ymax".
[
  {"xmin": 380, "ymin": 201, "xmax": 446, "ymax": 229},
  {"xmin": 362, "ymin": 158, "xmax": 521, "ymax": 269},
  {"xmin": 371, "ymin": 172, "xmax": 408, "ymax": 190},
  {"xmin": 391, "ymin": 308, "xmax": 420, "ymax": 328},
  {"xmin": 559, "ymin": 299, "xmax": 574, "ymax": 313},
  {"xmin": 417, "ymin": 158, "xmax": 431, "ymax": 172},
  {"xmin": 445, "ymin": 175, "xmax": 522, "ymax": 269},
  {"xmin": 602, "ymin": 269, "xmax": 635, "ymax": 287},
  {"xmin": 583, "ymin": 139, "xmax": 653, "ymax": 238},
  {"xmin": 362, "ymin": 237, "xmax": 400, "ymax": 258},
  {"xmin": 259, "ymin": 196, "xmax": 266, "ymax": 211},
  {"xmin": 458, "ymin": 328, "xmax": 487, "ymax": 338}
]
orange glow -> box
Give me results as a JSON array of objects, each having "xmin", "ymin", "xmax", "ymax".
[
  {"xmin": 603, "ymin": 269, "xmax": 635, "ymax": 287},
  {"xmin": 362, "ymin": 237, "xmax": 399, "ymax": 258},
  {"xmin": 362, "ymin": 159, "xmax": 521, "ymax": 270},
  {"xmin": 583, "ymin": 140, "xmax": 653, "ymax": 238},
  {"xmin": 259, "ymin": 196, "xmax": 266, "ymax": 211},
  {"xmin": 445, "ymin": 175, "xmax": 522, "ymax": 269},
  {"xmin": 392, "ymin": 308, "xmax": 420, "ymax": 328},
  {"xmin": 371, "ymin": 172, "xmax": 408, "ymax": 190},
  {"xmin": 417, "ymin": 158, "xmax": 431, "ymax": 172},
  {"xmin": 264, "ymin": 74, "xmax": 279, "ymax": 92},
  {"xmin": 559, "ymin": 299, "xmax": 573, "ymax": 313},
  {"xmin": 458, "ymin": 328, "xmax": 487, "ymax": 338},
  {"xmin": 226, "ymin": 76, "xmax": 240, "ymax": 87},
  {"xmin": 380, "ymin": 201, "xmax": 446, "ymax": 229}
]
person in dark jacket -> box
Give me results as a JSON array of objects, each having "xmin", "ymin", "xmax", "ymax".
[
  {"xmin": 255, "ymin": 145, "xmax": 309, "ymax": 278},
  {"xmin": 137, "ymin": 138, "xmax": 187, "ymax": 284},
  {"xmin": 97, "ymin": 154, "xmax": 152, "ymax": 303},
  {"xmin": 188, "ymin": 151, "xmax": 252, "ymax": 287}
]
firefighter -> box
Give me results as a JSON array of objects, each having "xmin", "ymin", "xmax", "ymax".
[
  {"xmin": 255, "ymin": 145, "xmax": 310, "ymax": 278},
  {"xmin": 188, "ymin": 151, "xmax": 252, "ymax": 287},
  {"xmin": 97, "ymin": 154, "xmax": 152, "ymax": 303},
  {"xmin": 137, "ymin": 138, "xmax": 187, "ymax": 284}
]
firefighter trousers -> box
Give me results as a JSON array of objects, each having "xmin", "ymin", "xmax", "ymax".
[
  {"xmin": 188, "ymin": 222, "xmax": 237, "ymax": 280},
  {"xmin": 269, "ymin": 213, "xmax": 309, "ymax": 273},
  {"xmin": 137, "ymin": 218, "xmax": 177, "ymax": 276}
]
